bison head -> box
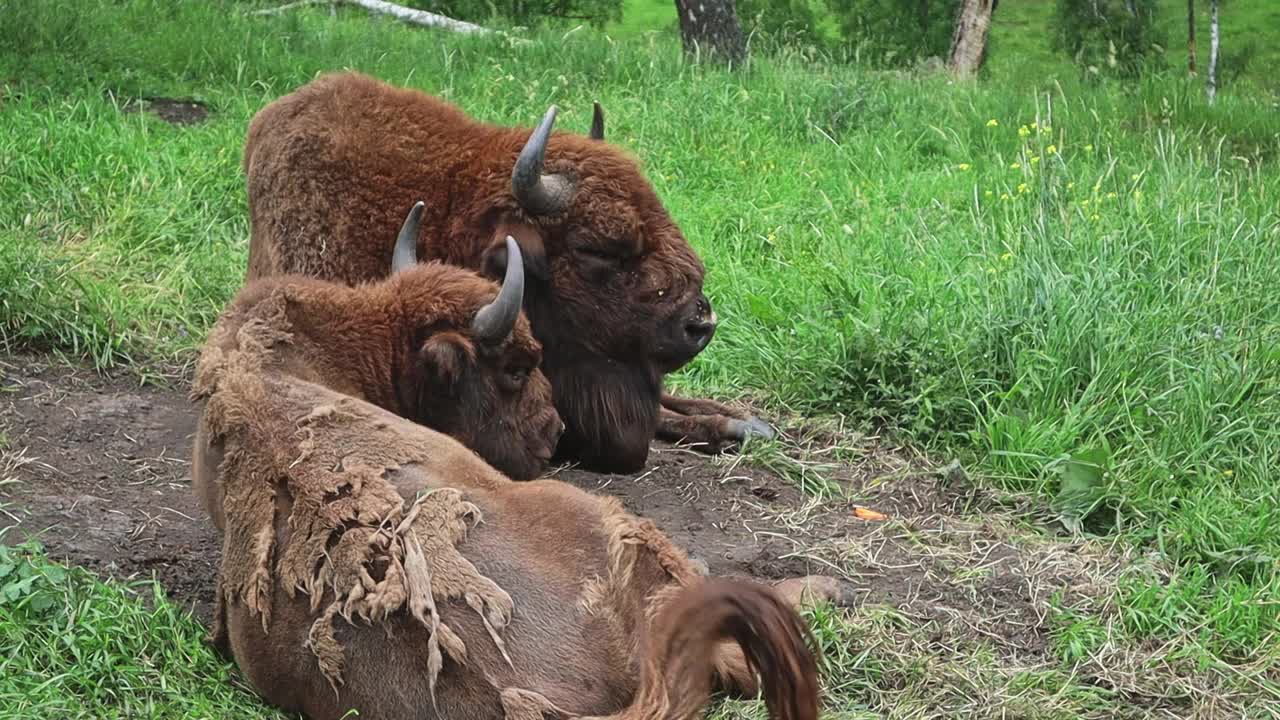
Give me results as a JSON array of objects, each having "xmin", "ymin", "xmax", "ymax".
[
  {"xmin": 391, "ymin": 202, "xmax": 563, "ymax": 480},
  {"xmin": 461, "ymin": 107, "xmax": 717, "ymax": 472}
]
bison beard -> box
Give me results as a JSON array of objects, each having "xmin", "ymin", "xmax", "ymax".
[{"xmin": 242, "ymin": 71, "xmax": 773, "ymax": 473}]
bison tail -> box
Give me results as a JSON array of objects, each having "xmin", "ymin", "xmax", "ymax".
[{"xmin": 618, "ymin": 579, "xmax": 820, "ymax": 720}]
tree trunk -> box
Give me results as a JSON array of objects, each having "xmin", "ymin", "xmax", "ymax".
[
  {"xmin": 1186, "ymin": 0, "xmax": 1197, "ymax": 75},
  {"xmin": 947, "ymin": 0, "xmax": 996, "ymax": 79},
  {"xmin": 674, "ymin": 0, "xmax": 747, "ymax": 65},
  {"xmin": 1206, "ymin": 0, "xmax": 1219, "ymax": 103}
]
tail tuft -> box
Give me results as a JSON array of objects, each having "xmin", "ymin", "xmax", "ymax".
[{"xmin": 632, "ymin": 579, "xmax": 820, "ymax": 720}]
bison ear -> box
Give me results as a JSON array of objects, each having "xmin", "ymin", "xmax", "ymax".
[
  {"xmin": 484, "ymin": 225, "xmax": 548, "ymax": 283},
  {"xmin": 419, "ymin": 331, "xmax": 475, "ymax": 387}
]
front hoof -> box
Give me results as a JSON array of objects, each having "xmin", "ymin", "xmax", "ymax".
[
  {"xmin": 773, "ymin": 575, "xmax": 858, "ymax": 609},
  {"xmin": 728, "ymin": 416, "xmax": 776, "ymax": 442}
]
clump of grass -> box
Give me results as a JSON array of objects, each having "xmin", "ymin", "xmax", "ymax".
[{"xmin": 0, "ymin": 542, "xmax": 289, "ymax": 718}]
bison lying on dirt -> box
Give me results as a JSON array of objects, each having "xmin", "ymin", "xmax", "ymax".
[
  {"xmin": 242, "ymin": 71, "xmax": 773, "ymax": 473},
  {"xmin": 190, "ymin": 290, "xmax": 848, "ymax": 720},
  {"xmin": 191, "ymin": 205, "xmax": 562, "ymax": 489}
]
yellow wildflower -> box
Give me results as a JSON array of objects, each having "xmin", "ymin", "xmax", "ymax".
[
  {"xmin": 1010, "ymin": 162, "xmax": 1021, "ymax": 170},
  {"xmin": 957, "ymin": 163, "xmax": 971, "ymax": 171},
  {"xmin": 1067, "ymin": 181, "xmax": 1076, "ymax": 189},
  {"xmin": 1030, "ymin": 156, "xmax": 1041, "ymax": 165},
  {"xmin": 984, "ymin": 190, "xmax": 994, "ymax": 198},
  {"xmin": 987, "ymin": 119, "xmax": 999, "ymax": 127},
  {"xmin": 1017, "ymin": 183, "xmax": 1029, "ymax": 194},
  {"xmin": 1081, "ymin": 199, "xmax": 1091, "ymax": 207},
  {"xmin": 1107, "ymin": 192, "xmax": 1117, "ymax": 200},
  {"xmin": 1040, "ymin": 126, "xmax": 1052, "ymax": 136},
  {"xmin": 1084, "ymin": 144, "xmax": 1094, "ymax": 152},
  {"xmin": 987, "ymin": 267, "xmax": 997, "ymax": 274},
  {"xmin": 1018, "ymin": 125, "xmax": 1030, "ymax": 138},
  {"xmin": 1131, "ymin": 173, "xmax": 1142, "ymax": 181},
  {"xmin": 1091, "ymin": 213, "xmax": 1101, "ymax": 221},
  {"xmin": 1046, "ymin": 144, "xmax": 1058, "ymax": 155},
  {"xmin": 1030, "ymin": 121, "xmax": 1038, "ymax": 130},
  {"xmin": 1000, "ymin": 193, "xmax": 1011, "ymax": 201},
  {"xmin": 1000, "ymin": 252, "xmax": 1013, "ymax": 261},
  {"xmin": 1223, "ymin": 469, "xmax": 1234, "ymax": 477}
]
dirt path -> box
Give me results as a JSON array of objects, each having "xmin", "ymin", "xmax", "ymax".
[{"xmin": 0, "ymin": 353, "xmax": 1091, "ymax": 664}]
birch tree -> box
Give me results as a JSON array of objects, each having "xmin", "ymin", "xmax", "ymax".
[{"xmin": 1206, "ymin": 0, "xmax": 1219, "ymax": 103}]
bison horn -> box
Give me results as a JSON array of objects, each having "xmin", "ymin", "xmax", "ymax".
[
  {"xmin": 472, "ymin": 235, "xmax": 525, "ymax": 344},
  {"xmin": 511, "ymin": 106, "xmax": 574, "ymax": 216},
  {"xmin": 391, "ymin": 201, "xmax": 425, "ymax": 274},
  {"xmin": 589, "ymin": 101, "xmax": 605, "ymax": 140}
]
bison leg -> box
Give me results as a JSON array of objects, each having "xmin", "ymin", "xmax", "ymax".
[{"xmin": 655, "ymin": 393, "xmax": 774, "ymax": 452}]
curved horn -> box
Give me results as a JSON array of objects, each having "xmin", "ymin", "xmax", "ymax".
[
  {"xmin": 391, "ymin": 201, "xmax": 425, "ymax": 274},
  {"xmin": 589, "ymin": 101, "xmax": 605, "ymax": 140},
  {"xmin": 511, "ymin": 106, "xmax": 574, "ymax": 215},
  {"xmin": 471, "ymin": 236, "xmax": 525, "ymax": 344}
]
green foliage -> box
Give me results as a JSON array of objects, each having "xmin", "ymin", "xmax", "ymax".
[
  {"xmin": 1052, "ymin": 0, "xmax": 1165, "ymax": 77},
  {"xmin": 828, "ymin": 0, "xmax": 959, "ymax": 65},
  {"xmin": 737, "ymin": 0, "xmax": 960, "ymax": 65},
  {"xmin": 736, "ymin": 0, "xmax": 828, "ymax": 50}
]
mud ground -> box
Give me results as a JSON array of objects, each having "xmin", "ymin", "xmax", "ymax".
[{"xmin": 1, "ymin": 352, "xmax": 1083, "ymax": 665}]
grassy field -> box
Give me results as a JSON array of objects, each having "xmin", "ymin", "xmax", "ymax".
[{"xmin": 3, "ymin": 0, "xmax": 1280, "ymax": 716}]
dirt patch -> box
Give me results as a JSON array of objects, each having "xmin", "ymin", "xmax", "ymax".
[
  {"xmin": 123, "ymin": 96, "xmax": 210, "ymax": 125},
  {"xmin": 0, "ymin": 352, "xmax": 1096, "ymax": 665}
]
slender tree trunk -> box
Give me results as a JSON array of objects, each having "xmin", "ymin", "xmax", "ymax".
[
  {"xmin": 1186, "ymin": 0, "xmax": 1197, "ymax": 75},
  {"xmin": 1206, "ymin": 0, "xmax": 1219, "ymax": 103},
  {"xmin": 947, "ymin": 0, "xmax": 996, "ymax": 79},
  {"xmin": 674, "ymin": 0, "xmax": 747, "ymax": 65}
]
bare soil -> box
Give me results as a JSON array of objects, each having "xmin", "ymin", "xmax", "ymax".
[
  {"xmin": 122, "ymin": 96, "xmax": 210, "ymax": 125},
  {"xmin": 0, "ymin": 352, "xmax": 1081, "ymax": 665}
]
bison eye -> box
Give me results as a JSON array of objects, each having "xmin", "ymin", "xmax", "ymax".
[
  {"xmin": 572, "ymin": 246, "xmax": 617, "ymax": 263},
  {"xmin": 501, "ymin": 365, "xmax": 531, "ymax": 391}
]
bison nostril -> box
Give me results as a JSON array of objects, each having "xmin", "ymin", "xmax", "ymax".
[{"xmin": 683, "ymin": 317, "xmax": 716, "ymax": 348}]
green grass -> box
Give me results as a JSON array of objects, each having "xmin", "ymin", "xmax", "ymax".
[
  {"xmin": 2, "ymin": 0, "xmax": 1280, "ymax": 716},
  {"xmin": 0, "ymin": 542, "xmax": 290, "ymax": 718}
]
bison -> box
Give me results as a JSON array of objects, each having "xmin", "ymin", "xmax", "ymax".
[
  {"xmin": 191, "ymin": 318, "xmax": 849, "ymax": 720},
  {"xmin": 192, "ymin": 203, "xmax": 562, "ymax": 493},
  {"xmin": 242, "ymin": 71, "xmax": 773, "ymax": 473}
]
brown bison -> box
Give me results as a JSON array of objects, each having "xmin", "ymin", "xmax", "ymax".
[
  {"xmin": 192, "ymin": 321, "xmax": 848, "ymax": 720},
  {"xmin": 242, "ymin": 71, "xmax": 773, "ymax": 473},
  {"xmin": 192, "ymin": 204, "xmax": 563, "ymax": 492}
]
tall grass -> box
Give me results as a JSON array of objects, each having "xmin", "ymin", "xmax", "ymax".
[{"xmin": 2, "ymin": 0, "xmax": 1279, "ymax": 678}]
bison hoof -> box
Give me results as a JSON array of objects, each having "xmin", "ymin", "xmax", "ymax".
[
  {"xmin": 728, "ymin": 416, "xmax": 775, "ymax": 442},
  {"xmin": 773, "ymin": 575, "xmax": 858, "ymax": 609}
]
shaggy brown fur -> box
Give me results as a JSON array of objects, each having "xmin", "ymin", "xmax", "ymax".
[
  {"xmin": 191, "ymin": 259, "xmax": 563, "ymax": 508},
  {"xmin": 242, "ymin": 71, "xmax": 772, "ymax": 473},
  {"xmin": 193, "ymin": 306, "xmax": 844, "ymax": 720}
]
